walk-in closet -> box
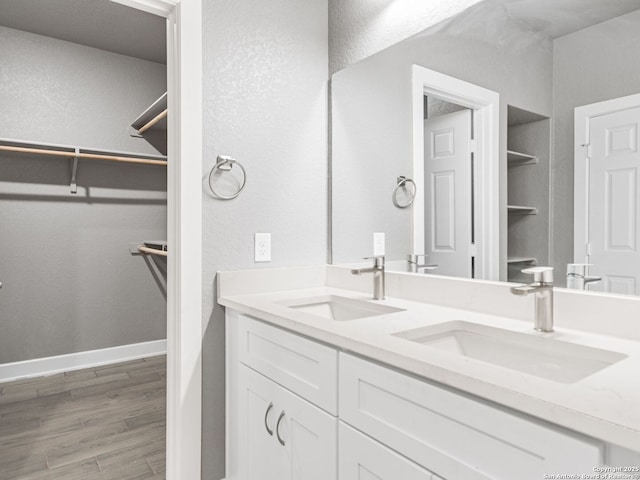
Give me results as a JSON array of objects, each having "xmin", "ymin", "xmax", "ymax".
[{"xmin": 0, "ymin": 1, "xmax": 168, "ymax": 478}]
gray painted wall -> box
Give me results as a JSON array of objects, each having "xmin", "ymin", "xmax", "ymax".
[
  {"xmin": 201, "ymin": 0, "xmax": 328, "ymax": 477},
  {"xmin": 328, "ymin": 0, "xmax": 483, "ymax": 74},
  {"xmin": 551, "ymin": 9, "xmax": 640, "ymax": 279},
  {"xmin": 331, "ymin": 1, "xmax": 553, "ymax": 271},
  {"xmin": 0, "ymin": 26, "xmax": 167, "ymax": 364}
]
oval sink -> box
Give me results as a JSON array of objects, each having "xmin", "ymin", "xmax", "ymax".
[
  {"xmin": 280, "ymin": 295, "xmax": 405, "ymax": 321},
  {"xmin": 393, "ymin": 321, "xmax": 627, "ymax": 383}
]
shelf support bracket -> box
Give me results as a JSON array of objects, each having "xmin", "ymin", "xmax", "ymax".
[{"xmin": 70, "ymin": 148, "xmax": 79, "ymax": 194}]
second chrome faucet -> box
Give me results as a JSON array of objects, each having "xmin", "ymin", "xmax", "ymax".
[
  {"xmin": 351, "ymin": 256, "xmax": 385, "ymax": 300},
  {"xmin": 510, "ymin": 267, "xmax": 554, "ymax": 332}
]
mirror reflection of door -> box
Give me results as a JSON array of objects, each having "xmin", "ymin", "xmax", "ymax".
[
  {"xmin": 424, "ymin": 105, "xmax": 473, "ymax": 278},
  {"xmin": 576, "ymin": 96, "xmax": 640, "ymax": 295}
]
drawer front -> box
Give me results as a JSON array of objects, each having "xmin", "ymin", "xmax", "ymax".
[
  {"xmin": 339, "ymin": 353, "xmax": 603, "ymax": 480},
  {"xmin": 238, "ymin": 314, "xmax": 338, "ymax": 414},
  {"xmin": 339, "ymin": 422, "xmax": 442, "ymax": 480}
]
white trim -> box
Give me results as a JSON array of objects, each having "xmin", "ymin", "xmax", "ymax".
[
  {"xmin": 109, "ymin": 1, "xmax": 203, "ymax": 479},
  {"xmin": 0, "ymin": 340, "xmax": 167, "ymax": 383},
  {"xmin": 165, "ymin": 3, "xmax": 204, "ymax": 480},
  {"xmin": 573, "ymin": 93, "xmax": 640, "ymax": 265},
  {"xmin": 109, "ymin": 0, "xmax": 176, "ymax": 17},
  {"xmin": 412, "ymin": 65, "xmax": 500, "ymax": 280}
]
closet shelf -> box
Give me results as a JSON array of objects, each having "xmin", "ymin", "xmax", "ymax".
[
  {"xmin": 507, "ymin": 257, "xmax": 537, "ymax": 264},
  {"xmin": 0, "ymin": 137, "xmax": 167, "ymax": 194},
  {"xmin": 507, "ymin": 150, "xmax": 538, "ymax": 166},
  {"xmin": 508, "ymin": 205, "xmax": 538, "ymax": 215},
  {"xmin": 130, "ymin": 92, "xmax": 167, "ymax": 136}
]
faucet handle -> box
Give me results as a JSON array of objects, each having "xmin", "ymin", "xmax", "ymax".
[
  {"xmin": 363, "ymin": 255, "xmax": 385, "ymax": 267},
  {"xmin": 522, "ymin": 266, "xmax": 554, "ymax": 283}
]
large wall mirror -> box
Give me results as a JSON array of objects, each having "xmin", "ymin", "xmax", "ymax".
[{"xmin": 331, "ymin": 0, "xmax": 640, "ymax": 295}]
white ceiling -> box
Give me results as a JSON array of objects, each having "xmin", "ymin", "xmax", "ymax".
[
  {"xmin": 499, "ymin": 0, "xmax": 640, "ymax": 39},
  {"xmin": 0, "ymin": 0, "xmax": 166, "ymax": 64}
]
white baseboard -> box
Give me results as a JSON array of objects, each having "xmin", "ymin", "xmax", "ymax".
[{"xmin": 0, "ymin": 339, "xmax": 167, "ymax": 383}]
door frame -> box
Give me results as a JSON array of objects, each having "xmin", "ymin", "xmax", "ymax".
[
  {"xmin": 574, "ymin": 93, "xmax": 640, "ymax": 264},
  {"xmin": 412, "ymin": 65, "xmax": 500, "ymax": 280},
  {"xmin": 111, "ymin": 1, "xmax": 203, "ymax": 479}
]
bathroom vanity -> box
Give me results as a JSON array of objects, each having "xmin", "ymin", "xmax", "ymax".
[{"xmin": 220, "ymin": 266, "xmax": 640, "ymax": 480}]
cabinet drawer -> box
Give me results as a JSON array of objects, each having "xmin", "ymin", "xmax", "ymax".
[
  {"xmin": 339, "ymin": 422, "xmax": 442, "ymax": 480},
  {"xmin": 339, "ymin": 353, "xmax": 603, "ymax": 480},
  {"xmin": 237, "ymin": 314, "xmax": 338, "ymax": 414}
]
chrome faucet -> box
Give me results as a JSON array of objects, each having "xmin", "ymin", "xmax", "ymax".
[
  {"xmin": 566, "ymin": 263, "xmax": 601, "ymax": 290},
  {"xmin": 510, "ymin": 267, "xmax": 554, "ymax": 332},
  {"xmin": 351, "ymin": 256, "xmax": 385, "ymax": 300},
  {"xmin": 407, "ymin": 254, "xmax": 438, "ymax": 273}
]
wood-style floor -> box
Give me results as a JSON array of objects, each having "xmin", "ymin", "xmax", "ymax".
[{"xmin": 0, "ymin": 356, "xmax": 166, "ymax": 480}]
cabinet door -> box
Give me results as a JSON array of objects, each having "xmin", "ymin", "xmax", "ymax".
[
  {"xmin": 339, "ymin": 422, "xmax": 442, "ymax": 480},
  {"xmin": 242, "ymin": 368, "xmax": 290, "ymax": 480},
  {"xmin": 239, "ymin": 365, "xmax": 337, "ymax": 480}
]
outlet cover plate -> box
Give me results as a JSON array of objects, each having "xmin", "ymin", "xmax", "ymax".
[{"xmin": 255, "ymin": 233, "xmax": 271, "ymax": 262}]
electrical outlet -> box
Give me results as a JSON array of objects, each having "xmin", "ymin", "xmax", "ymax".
[
  {"xmin": 254, "ymin": 233, "xmax": 271, "ymax": 262},
  {"xmin": 373, "ymin": 232, "xmax": 385, "ymax": 256}
]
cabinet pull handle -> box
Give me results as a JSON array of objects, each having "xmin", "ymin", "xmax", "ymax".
[
  {"xmin": 264, "ymin": 402, "xmax": 274, "ymax": 436},
  {"xmin": 276, "ymin": 410, "xmax": 286, "ymax": 446}
]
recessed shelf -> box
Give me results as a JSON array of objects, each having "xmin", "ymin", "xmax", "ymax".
[
  {"xmin": 507, "ymin": 257, "xmax": 537, "ymax": 264},
  {"xmin": 508, "ymin": 205, "xmax": 538, "ymax": 215},
  {"xmin": 507, "ymin": 150, "xmax": 538, "ymax": 166}
]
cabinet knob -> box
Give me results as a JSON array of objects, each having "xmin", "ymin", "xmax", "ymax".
[
  {"xmin": 276, "ymin": 410, "xmax": 286, "ymax": 446},
  {"xmin": 264, "ymin": 402, "xmax": 274, "ymax": 436}
]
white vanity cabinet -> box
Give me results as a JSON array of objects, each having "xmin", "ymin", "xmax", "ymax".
[
  {"xmin": 226, "ymin": 312, "xmax": 605, "ymax": 480},
  {"xmin": 237, "ymin": 364, "xmax": 337, "ymax": 480},
  {"xmin": 340, "ymin": 353, "xmax": 603, "ymax": 480},
  {"xmin": 226, "ymin": 311, "xmax": 338, "ymax": 480}
]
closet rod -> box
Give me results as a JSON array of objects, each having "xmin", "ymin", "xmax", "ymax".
[
  {"xmin": 138, "ymin": 109, "xmax": 168, "ymax": 134},
  {"xmin": 138, "ymin": 246, "xmax": 168, "ymax": 257},
  {"xmin": 0, "ymin": 145, "xmax": 167, "ymax": 166}
]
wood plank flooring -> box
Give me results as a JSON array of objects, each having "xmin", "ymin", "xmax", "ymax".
[{"xmin": 0, "ymin": 356, "xmax": 166, "ymax": 479}]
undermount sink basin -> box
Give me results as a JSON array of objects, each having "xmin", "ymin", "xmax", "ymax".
[
  {"xmin": 280, "ymin": 295, "xmax": 405, "ymax": 321},
  {"xmin": 393, "ymin": 321, "xmax": 627, "ymax": 383}
]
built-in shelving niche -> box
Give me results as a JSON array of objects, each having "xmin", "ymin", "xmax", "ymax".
[{"xmin": 507, "ymin": 105, "xmax": 550, "ymax": 283}]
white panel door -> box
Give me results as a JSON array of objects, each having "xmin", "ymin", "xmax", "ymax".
[
  {"xmin": 588, "ymin": 106, "xmax": 640, "ymax": 294},
  {"xmin": 424, "ymin": 109, "xmax": 473, "ymax": 278},
  {"xmin": 238, "ymin": 364, "xmax": 338, "ymax": 480}
]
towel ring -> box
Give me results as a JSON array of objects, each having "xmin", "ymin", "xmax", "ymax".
[
  {"xmin": 393, "ymin": 176, "xmax": 416, "ymax": 208},
  {"xmin": 209, "ymin": 155, "xmax": 246, "ymax": 200}
]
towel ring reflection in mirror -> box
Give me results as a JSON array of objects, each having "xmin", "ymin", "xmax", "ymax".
[
  {"xmin": 393, "ymin": 176, "xmax": 416, "ymax": 208},
  {"xmin": 208, "ymin": 155, "xmax": 246, "ymax": 200}
]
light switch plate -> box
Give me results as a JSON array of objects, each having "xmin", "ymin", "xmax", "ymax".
[
  {"xmin": 373, "ymin": 232, "xmax": 385, "ymax": 256},
  {"xmin": 255, "ymin": 233, "xmax": 271, "ymax": 262}
]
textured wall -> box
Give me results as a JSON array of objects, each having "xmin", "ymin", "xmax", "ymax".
[
  {"xmin": 329, "ymin": 0, "xmax": 483, "ymax": 74},
  {"xmin": 551, "ymin": 10, "xmax": 640, "ymax": 279},
  {"xmin": 0, "ymin": 26, "xmax": 167, "ymax": 364},
  {"xmin": 331, "ymin": 1, "xmax": 553, "ymax": 270},
  {"xmin": 201, "ymin": 0, "xmax": 328, "ymax": 477}
]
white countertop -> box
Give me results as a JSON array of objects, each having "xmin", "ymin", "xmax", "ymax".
[{"xmin": 217, "ymin": 266, "xmax": 640, "ymax": 452}]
